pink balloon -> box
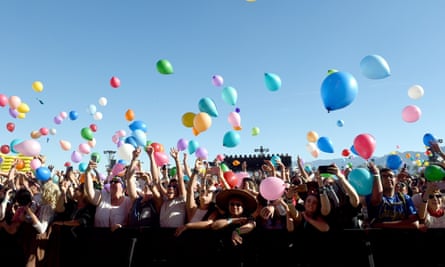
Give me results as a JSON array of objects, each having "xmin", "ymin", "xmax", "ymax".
[
  {"xmin": 0, "ymin": 94, "xmax": 8, "ymax": 107},
  {"xmin": 402, "ymin": 105, "xmax": 421, "ymax": 123},
  {"xmin": 14, "ymin": 139, "xmax": 41, "ymax": 157},
  {"xmin": 8, "ymin": 95, "xmax": 21, "ymax": 109},
  {"xmin": 59, "ymin": 140, "xmax": 71, "ymax": 151},
  {"xmin": 59, "ymin": 111, "xmax": 68, "ymax": 119},
  {"xmin": 154, "ymin": 151, "xmax": 169, "ymax": 167},
  {"xmin": 111, "ymin": 163, "xmax": 126, "ymax": 176},
  {"xmin": 30, "ymin": 158, "xmax": 42, "ymax": 170},
  {"xmin": 212, "ymin": 74, "xmax": 224, "ymax": 87},
  {"xmin": 259, "ymin": 176, "xmax": 286, "ymax": 201},
  {"xmin": 235, "ymin": 171, "xmax": 250, "ymax": 187},
  {"xmin": 353, "ymin": 133, "xmax": 376, "ymax": 160},
  {"xmin": 227, "ymin": 111, "xmax": 241, "ymax": 130},
  {"xmin": 195, "ymin": 147, "xmax": 208, "ymax": 160},
  {"xmin": 216, "ymin": 154, "xmax": 225, "ymax": 162},
  {"xmin": 78, "ymin": 143, "xmax": 91, "ymax": 154}
]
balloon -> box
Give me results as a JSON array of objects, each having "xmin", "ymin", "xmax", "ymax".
[
  {"xmin": 69, "ymin": 110, "xmax": 79, "ymax": 120},
  {"xmin": 14, "ymin": 139, "xmax": 41, "ymax": 157},
  {"xmin": 320, "ymin": 71, "xmax": 358, "ymax": 112},
  {"xmin": 306, "ymin": 142, "xmax": 317, "ymax": 153},
  {"xmin": 424, "ymin": 165, "xmax": 445, "ymax": 182},
  {"xmin": 35, "ymin": 166, "xmax": 51, "ymax": 181},
  {"xmin": 54, "ymin": 115, "xmax": 63, "ymax": 124},
  {"xmin": 350, "ymin": 145, "xmax": 359, "ymax": 156},
  {"xmin": 8, "ymin": 96, "xmax": 21, "ymax": 109},
  {"xmin": 156, "ymin": 59, "xmax": 174, "ymax": 74},
  {"xmin": 386, "ymin": 154, "xmax": 403, "ymax": 170},
  {"xmin": 8, "ymin": 108, "xmax": 18, "ymax": 119},
  {"xmin": 235, "ymin": 172, "xmax": 249, "ymax": 187},
  {"xmin": 118, "ymin": 143, "xmax": 135, "ymax": 162},
  {"xmin": 17, "ymin": 103, "xmax": 30, "ymax": 113},
  {"xmin": 90, "ymin": 124, "xmax": 97, "ymax": 132},
  {"xmin": 71, "ymin": 151, "xmax": 82, "ymax": 163},
  {"xmin": 39, "ymin": 127, "xmax": 49, "ymax": 136},
  {"xmin": 6, "ymin": 122, "xmax": 14, "ymax": 132},
  {"xmin": 193, "ymin": 112, "xmax": 212, "ymax": 136},
  {"xmin": 181, "ymin": 112, "xmax": 195, "ymax": 128},
  {"xmin": 317, "ymin": 136, "xmax": 334, "ymax": 153},
  {"xmin": 30, "ymin": 130, "xmax": 41, "ymax": 139},
  {"xmin": 353, "ymin": 133, "xmax": 376, "ymax": 160},
  {"xmin": 221, "ymin": 86, "xmax": 238, "ymax": 106},
  {"xmin": 232, "ymin": 160, "xmax": 240, "ymax": 166},
  {"xmin": 154, "ymin": 151, "xmax": 169, "ymax": 167},
  {"xmin": 0, "ymin": 94, "xmax": 7, "ymax": 107},
  {"xmin": 125, "ymin": 109, "xmax": 135, "ymax": 121},
  {"xmin": 132, "ymin": 129, "xmax": 147, "ymax": 147},
  {"xmin": 88, "ymin": 138, "xmax": 96, "ymax": 148},
  {"xmin": 264, "ymin": 72, "xmax": 282, "ymax": 92},
  {"xmin": 259, "ymin": 176, "xmax": 286, "ymax": 201},
  {"xmin": 360, "ymin": 54, "xmax": 391, "ymax": 79},
  {"xmin": 223, "ymin": 130, "xmax": 241, "ymax": 148},
  {"xmin": 81, "ymin": 127, "xmax": 94, "ymax": 141},
  {"xmin": 129, "ymin": 120, "xmax": 147, "ymax": 132},
  {"xmin": 307, "ymin": 131, "xmax": 319, "ymax": 143},
  {"xmin": 150, "ymin": 142, "xmax": 164, "ymax": 153},
  {"xmin": 30, "ymin": 158, "xmax": 42, "ymax": 170},
  {"xmin": 336, "ymin": 120, "xmax": 344, "ymax": 127},
  {"xmin": 224, "ymin": 171, "xmax": 238, "ymax": 188},
  {"xmin": 78, "ymin": 162, "xmax": 88, "ymax": 173},
  {"xmin": 251, "ymin": 127, "xmax": 260, "ymax": 136},
  {"xmin": 195, "ymin": 147, "xmax": 208, "ymax": 160},
  {"xmin": 220, "ymin": 163, "xmax": 230, "ymax": 173},
  {"xmin": 423, "ymin": 133, "xmax": 436, "ymax": 147},
  {"xmin": 93, "ymin": 111, "xmax": 103, "ymax": 121},
  {"xmin": 327, "ymin": 69, "xmax": 338, "ymax": 75},
  {"xmin": 87, "ymin": 104, "xmax": 97, "ymax": 115},
  {"xmin": 341, "ymin": 148, "xmax": 350, "ymax": 157},
  {"xmin": 177, "ymin": 138, "xmax": 188, "ymax": 151},
  {"xmin": 59, "ymin": 140, "xmax": 71, "ymax": 151},
  {"xmin": 227, "ymin": 111, "xmax": 242, "ymax": 130},
  {"xmin": 15, "ymin": 159, "xmax": 25, "ymax": 170},
  {"xmin": 110, "ymin": 76, "xmax": 121, "ymax": 88},
  {"xmin": 212, "ymin": 74, "xmax": 224, "ymax": 87},
  {"xmin": 401, "ymin": 105, "xmax": 421, "ymax": 123},
  {"xmin": 169, "ymin": 166, "xmax": 177, "ymax": 177},
  {"xmin": 348, "ymin": 168, "xmax": 373, "ymax": 196},
  {"xmin": 0, "ymin": 145, "xmax": 10, "ymax": 154},
  {"xmin": 408, "ymin": 84, "xmax": 424, "ymax": 100},
  {"xmin": 98, "ymin": 97, "xmax": 108, "ymax": 106},
  {"xmin": 188, "ymin": 140, "xmax": 199, "ymax": 154},
  {"xmin": 270, "ymin": 155, "xmax": 281, "ymax": 166},
  {"xmin": 49, "ymin": 128, "xmax": 56, "ymax": 135},
  {"xmin": 124, "ymin": 136, "xmax": 138, "ymax": 148},
  {"xmin": 78, "ymin": 143, "xmax": 91, "ymax": 154},
  {"xmin": 198, "ymin": 97, "xmax": 219, "ymax": 117},
  {"xmin": 216, "ymin": 154, "xmax": 225, "ymax": 162},
  {"xmin": 111, "ymin": 162, "xmax": 126, "ymax": 176}
]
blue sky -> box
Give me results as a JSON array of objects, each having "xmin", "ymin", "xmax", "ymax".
[{"xmin": 1, "ymin": 0, "xmax": 444, "ymax": 173}]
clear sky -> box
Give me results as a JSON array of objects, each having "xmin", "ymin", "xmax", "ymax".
[{"xmin": 0, "ymin": 0, "xmax": 444, "ymax": 173}]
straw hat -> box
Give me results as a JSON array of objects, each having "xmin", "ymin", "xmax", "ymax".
[{"xmin": 215, "ymin": 189, "xmax": 258, "ymax": 214}]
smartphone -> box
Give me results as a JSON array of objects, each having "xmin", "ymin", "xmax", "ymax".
[{"xmin": 318, "ymin": 165, "xmax": 332, "ymax": 174}]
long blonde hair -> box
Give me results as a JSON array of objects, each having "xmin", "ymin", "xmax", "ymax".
[{"xmin": 41, "ymin": 181, "xmax": 61, "ymax": 209}]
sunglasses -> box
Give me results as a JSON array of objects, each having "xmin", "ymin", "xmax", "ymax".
[
  {"xmin": 429, "ymin": 194, "xmax": 442, "ymax": 199},
  {"xmin": 229, "ymin": 202, "xmax": 243, "ymax": 207}
]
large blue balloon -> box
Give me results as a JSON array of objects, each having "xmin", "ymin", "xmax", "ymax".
[
  {"xmin": 198, "ymin": 97, "xmax": 219, "ymax": 117},
  {"xmin": 129, "ymin": 120, "xmax": 147, "ymax": 132},
  {"xmin": 423, "ymin": 133, "xmax": 436, "ymax": 147},
  {"xmin": 348, "ymin": 168, "xmax": 373, "ymax": 196},
  {"xmin": 317, "ymin": 136, "xmax": 334, "ymax": 153},
  {"xmin": 320, "ymin": 71, "xmax": 358, "ymax": 112},
  {"xmin": 223, "ymin": 130, "xmax": 240, "ymax": 148},
  {"xmin": 386, "ymin": 154, "xmax": 403, "ymax": 170},
  {"xmin": 35, "ymin": 166, "xmax": 51, "ymax": 181},
  {"xmin": 360, "ymin": 54, "xmax": 391, "ymax": 79}
]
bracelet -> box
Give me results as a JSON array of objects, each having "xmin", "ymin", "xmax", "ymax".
[
  {"xmin": 227, "ymin": 218, "xmax": 233, "ymax": 225},
  {"xmin": 235, "ymin": 227, "xmax": 241, "ymax": 235}
]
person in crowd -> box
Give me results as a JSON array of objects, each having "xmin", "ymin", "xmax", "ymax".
[
  {"xmin": 366, "ymin": 162, "xmax": 419, "ymax": 229},
  {"xmin": 210, "ymin": 188, "xmax": 258, "ymax": 267},
  {"xmin": 84, "ymin": 160, "xmax": 134, "ymax": 231},
  {"xmin": 418, "ymin": 182, "xmax": 445, "ymax": 228}
]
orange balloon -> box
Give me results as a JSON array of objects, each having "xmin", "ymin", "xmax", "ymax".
[
  {"xmin": 30, "ymin": 130, "xmax": 42, "ymax": 139},
  {"xmin": 16, "ymin": 159, "xmax": 25, "ymax": 170},
  {"xmin": 307, "ymin": 131, "xmax": 319, "ymax": 143},
  {"xmin": 125, "ymin": 109, "xmax": 135, "ymax": 121},
  {"xmin": 79, "ymin": 173, "xmax": 85, "ymax": 183},
  {"xmin": 193, "ymin": 112, "xmax": 212, "ymax": 136}
]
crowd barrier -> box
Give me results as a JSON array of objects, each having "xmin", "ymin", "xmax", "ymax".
[{"xmin": 1, "ymin": 226, "xmax": 444, "ymax": 267}]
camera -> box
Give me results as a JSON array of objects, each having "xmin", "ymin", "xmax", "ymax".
[{"xmin": 318, "ymin": 165, "xmax": 335, "ymax": 174}]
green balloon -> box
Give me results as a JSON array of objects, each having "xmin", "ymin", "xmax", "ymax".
[
  {"xmin": 91, "ymin": 152, "xmax": 101, "ymax": 163},
  {"xmin": 169, "ymin": 166, "xmax": 177, "ymax": 177},
  {"xmin": 156, "ymin": 59, "xmax": 174, "ymax": 75},
  {"xmin": 424, "ymin": 165, "xmax": 445, "ymax": 182},
  {"xmin": 220, "ymin": 163, "xmax": 230, "ymax": 173},
  {"xmin": 81, "ymin": 127, "xmax": 94, "ymax": 141}
]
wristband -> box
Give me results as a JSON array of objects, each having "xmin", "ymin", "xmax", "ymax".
[
  {"xmin": 227, "ymin": 218, "xmax": 233, "ymax": 225},
  {"xmin": 235, "ymin": 227, "xmax": 241, "ymax": 235}
]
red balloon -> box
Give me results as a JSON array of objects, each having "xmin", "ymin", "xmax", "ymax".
[
  {"xmin": 1, "ymin": 144, "xmax": 10, "ymax": 154},
  {"xmin": 6, "ymin": 122, "xmax": 14, "ymax": 132},
  {"xmin": 223, "ymin": 171, "xmax": 238, "ymax": 188},
  {"xmin": 110, "ymin": 76, "xmax": 121, "ymax": 88},
  {"xmin": 341, "ymin": 148, "xmax": 350, "ymax": 157},
  {"xmin": 64, "ymin": 162, "xmax": 71, "ymax": 167},
  {"xmin": 39, "ymin": 127, "xmax": 49, "ymax": 136},
  {"xmin": 353, "ymin": 133, "xmax": 376, "ymax": 160},
  {"xmin": 90, "ymin": 123, "xmax": 98, "ymax": 132},
  {"xmin": 150, "ymin": 142, "xmax": 164, "ymax": 153}
]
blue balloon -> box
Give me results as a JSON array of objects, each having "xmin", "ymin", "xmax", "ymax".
[
  {"xmin": 78, "ymin": 162, "xmax": 88, "ymax": 173},
  {"xmin": 350, "ymin": 145, "xmax": 359, "ymax": 156},
  {"xmin": 270, "ymin": 155, "xmax": 281, "ymax": 167},
  {"xmin": 221, "ymin": 86, "xmax": 238, "ymax": 106},
  {"xmin": 348, "ymin": 168, "xmax": 373, "ymax": 196},
  {"xmin": 223, "ymin": 130, "xmax": 240, "ymax": 148},
  {"xmin": 198, "ymin": 97, "xmax": 219, "ymax": 117},
  {"xmin": 317, "ymin": 136, "xmax": 334, "ymax": 153},
  {"xmin": 264, "ymin": 72, "xmax": 281, "ymax": 92},
  {"xmin": 124, "ymin": 136, "xmax": 138, "ymax": 148},
  {"xmin": 320, "ymin": 71, "xmax": 358, "ymax": 112},
  {"xmin": 69, "ymin": 110, "xmax": 79, "ymax": 120},
  {"xmin": 336, "ymin": 120, "xmax": 344, "ymax": 127},
  {"xmin": 423, "ymin": 133, "xmax": 436, "ymax": 147},
  {"xmin": 129, "ymin": 120, "xmax": 147, "ymax": 132},
  {"xmin": 35, "ymin": 166, "xmax": 51, "ymax": 181},
  {"xmin": 386, "ymin": 154, "xmax": 403, "ymax": 170},
  {"xmin": 188, "ymin": 140, "xmax": 199, "ymax": 154},
  {"xmin": 360, "ymin": 54, "xmax": 391, "ymax": 80}
]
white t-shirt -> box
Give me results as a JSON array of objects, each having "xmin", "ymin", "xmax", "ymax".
[
  {"xmin": 94, "ymin": 189, "xmax": 132, "ymax": 227},
  {"xmin": 159, "ymin": 196, "xmax": 186, "ymax": 228}
]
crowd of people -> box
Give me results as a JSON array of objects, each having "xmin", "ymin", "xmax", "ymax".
[{"xmin": 1, "ymin": 141, "xmax": 445, "ymax": 267}]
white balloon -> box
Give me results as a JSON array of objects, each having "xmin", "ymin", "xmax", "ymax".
[
  {"xmin": 49, "ymin": 128, "xmax": 57, "ymax": 135},
  {"xmin": 98, "ymin": 97, "xmax": 108, "ymax": 106},
  {"xmin": 408, "ymin": 84, "xmax": 424, "ymax": 100},
  {"xmin": 118, "ymin": 143, "xmax": 135, "ymax": 162},
  {"xmin": 93, "ymin": 111, "xmax": 103, "ymax": 120}
]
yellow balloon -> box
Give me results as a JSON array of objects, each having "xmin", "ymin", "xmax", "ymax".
[
  {"xmin": 307, "ymin": 131, "xmax": 319, "ymax": 143},
  {"xmin": 17, "ymin": 113, "xmax": 26, "ymax": 119},
  {"xmin": 193, "ymin": 112, "xmax": 212, "ymax": 136},
  {"xmin": 32, "ymin": 81, "xmax": 44, "ymax": 92},
  {"xmin": 181, "ymin": 112, "xmax": 195, "ymax": 128},
  {"xmin": 17, "ymin": 102, "xmax": 30, "ymax": 113}
]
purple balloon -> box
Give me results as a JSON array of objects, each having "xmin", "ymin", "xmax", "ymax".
[
  {"xmin": 177, "ymin": 138, "xmax": 188, "ymax": 151},
  {"xmin": 54, "ymin": 115, "xmax": 63, "ymax": 125},
  {"xmin": 71, "ymin": 150, "xmax": 82, "ymax": 163},
  {"xmin": 212, "ymin": 74, "xmax": 224, "ymax": 87},
  {"xmin": 9, "ymin": 108, "xmax": 18, "ymax": 118},
  {"xmin": 195, "ymin": 147, "xmax": 208, "ymax": 160}
]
